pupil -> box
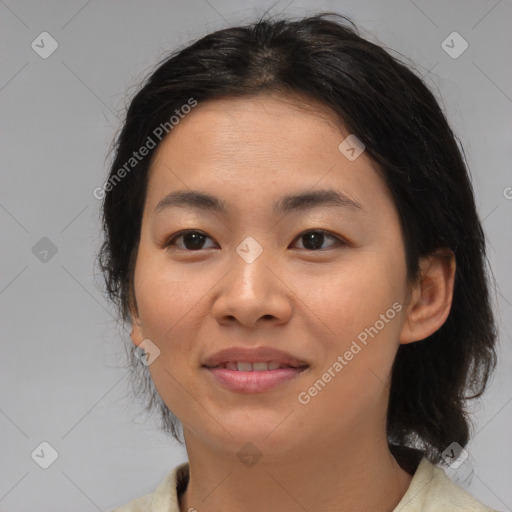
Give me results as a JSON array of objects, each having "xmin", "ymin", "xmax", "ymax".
[
  {"xmin": 303, "ymin": 232, "xmax": 324, "ymax": 250},
  {"xmin": 184, "ymin": 232, "xmax": 205, "ymax": 250}
]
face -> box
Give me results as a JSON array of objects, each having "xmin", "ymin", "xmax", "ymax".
[{"xmin": 130, "ymin": 93, "xmax": 412, "ymax": 459}]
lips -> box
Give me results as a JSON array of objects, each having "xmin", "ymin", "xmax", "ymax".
[
  {"xmin": 201, "ymin": 346, "xmax": 309, "ymax": 370},
  {"xmin": 209, "ymin": 361, "xmax": 306, "ymax": 371},
  {"xmin": 205, "ymin": 365, "xmax": 309, "ymax": 393}
]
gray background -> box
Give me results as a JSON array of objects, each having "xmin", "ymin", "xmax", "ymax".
[{"xmin": 1, "ymin": 0, "xmax": 511, "ymax": 510}]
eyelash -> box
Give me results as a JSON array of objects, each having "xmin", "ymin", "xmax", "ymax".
[{"xmin": 165, "ymin": 229, "xmax": 346, "ymax": 252}]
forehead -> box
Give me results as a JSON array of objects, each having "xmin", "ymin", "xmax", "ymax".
[
  {"xmin": 144, "ymin": 93, "xmax": 394, "ymax": 220},
  {"xmin": 155, "ymin": 93, "xmax": 345, "ymax": 157}
]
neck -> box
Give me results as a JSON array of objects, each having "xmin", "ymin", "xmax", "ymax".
[{"xmin": 178, "ymin": 428, "xmax": 414, "ymax": 512}]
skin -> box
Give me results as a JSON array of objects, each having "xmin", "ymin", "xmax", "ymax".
[{"xmin": 129, "ymin": 92, "xmax": 456, "ymax": 512}]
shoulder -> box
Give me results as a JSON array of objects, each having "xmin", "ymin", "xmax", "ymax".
[
  {"xmin": 109, "ymin": 461, "xmax": 190, "ymax": 512},
  {"xmin": 394, "ymin": 457, "xmax": 502, "ymax": 512}
]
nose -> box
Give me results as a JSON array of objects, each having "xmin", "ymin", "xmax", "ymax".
[{"xmin": 211, "ymin": 247, "xmax": 293, "ymax": 329}]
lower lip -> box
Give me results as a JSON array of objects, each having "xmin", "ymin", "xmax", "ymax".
[{"xmin": 203, "ymin": 366, "xmax": 309, "ymax": 393}]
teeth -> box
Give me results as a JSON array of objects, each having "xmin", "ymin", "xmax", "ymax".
[
  {"xmin": 237, "ymin": 362, "xmax": 253, "ymax": 372},
  {"xmin": 215, "ymin": 361, "xmax": 299, "ymax": 371}
]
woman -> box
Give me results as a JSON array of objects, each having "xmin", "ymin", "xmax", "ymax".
[{"xmin": 99, "ymin": 12, "xmax": 500, "ymax": 512}]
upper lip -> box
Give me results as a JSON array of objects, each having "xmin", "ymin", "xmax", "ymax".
[{"xmin": 202, "ymin": 347, "xmax": 309, "ymax": 368}]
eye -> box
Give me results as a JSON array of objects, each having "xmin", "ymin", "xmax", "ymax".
[
  {"xmin": 291, "ymin": 229, "xmax": 344, "ymax": 251},
  {"xmin": 165, "ymin": 229, "xmax": 344, "ymax": 252},
  {"xmin": 166, "ymin": 230, "xmax": 217, "ymax": 251}
]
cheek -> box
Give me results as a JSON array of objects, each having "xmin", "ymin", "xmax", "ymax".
[
  {"xmin": 302, "ymin": 254, "xmax": 405, "ymax": 399},
  {"xmin": 298, "ymin": 280, "xmax": 402, "ymax": 422},
  {"xmin": 306, "ymin": 252, "xmax": 405, "ymax": 340},
  {"xmin": 133, "ymin": 254, "xmax": 208, "ymax": 418},
  {"xmin": 133, "ymin": 251, "xmax": 202, "ymax": 354}
]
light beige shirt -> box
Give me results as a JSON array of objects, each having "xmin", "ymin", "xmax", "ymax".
[{"xmin": 111, "ymin": 457, "xmax": 501, "ymax": 512}]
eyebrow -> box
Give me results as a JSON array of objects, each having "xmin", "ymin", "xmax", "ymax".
[{"xmin": 154, "ymin": 188, "xmax": 366, "ymax": 216}]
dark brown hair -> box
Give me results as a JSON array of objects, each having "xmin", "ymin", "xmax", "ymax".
[{"xmin": 98, "ymin": 12, "xmax": 498, "ymax": 466}]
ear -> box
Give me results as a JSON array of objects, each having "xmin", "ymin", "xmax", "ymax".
[
  {"xmin": 128, "ymin": 287, "xmax": 144, "ymax": 348},
  {"xmin": 399, "ymin": 249, "xmax": 456, "ymax": 344}
]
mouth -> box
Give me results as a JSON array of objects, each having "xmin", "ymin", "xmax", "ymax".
[
  {"xmin": 202, "ymin": 363, "xmax": 310, "ymax": 393},
  {"xmin": 203, "ymin": 361, "xmax": 309, "ymax": 371},
  {"xmin": 201, "ymin": 346, "xmax": 310, "ymax": 392}
]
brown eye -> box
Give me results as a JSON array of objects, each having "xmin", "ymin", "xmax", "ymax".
[
  {"xmin": 166, "ymin": 230, "xmax": 217, "ymax": 251},
  {"xmin": 292, "ymin": 230, "xmax": 343, "ymax": 251},
  {"xmin": 165, "ymin": 229, "xmax": 344, "ymax": 252}
]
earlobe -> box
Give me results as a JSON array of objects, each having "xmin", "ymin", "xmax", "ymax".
[
  {"xmin": 399, "ymin": 249, "xmax": 456, "ymax": 345},
  {"xmin": 128, "ymin": 277, "xmax": 144, "ymax": 347},
  {"xmin": 128, "ymin": 291, "xmax": 144, "ymax": 347},
  {"xmin": 130, "ymin": 316, "xmax": 144, "ymax": 347}
]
